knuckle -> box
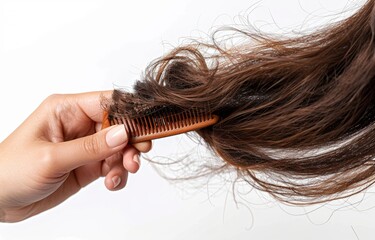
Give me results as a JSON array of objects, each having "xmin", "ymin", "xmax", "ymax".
[
  {"xmin": 38, "ymin": 145, "xmax": 58, "ymax": 173},
  {"xmin": 82, "ymin": 135, "xmax": 103, "ymax": 156},
  {"xmin": 40, "ymin": 94, "xmax": 68, "ymax": 118},
  {"xmin": 43, "ymin": 94, "xmax": 63, "ymax": 106}
]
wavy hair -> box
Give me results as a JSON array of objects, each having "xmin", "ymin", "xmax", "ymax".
[{"xmin": 107, "ymin": 0, "xmax": 375, "ymax": 204}]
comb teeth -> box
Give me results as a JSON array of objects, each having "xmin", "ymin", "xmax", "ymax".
[{"xmin": 107, "ymin": 108, "xmax": 219, "ymax": 143}]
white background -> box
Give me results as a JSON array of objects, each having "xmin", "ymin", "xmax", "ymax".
[{"xmin": 0, "ymin": 0, "xmax": 374, "ymax": 239}]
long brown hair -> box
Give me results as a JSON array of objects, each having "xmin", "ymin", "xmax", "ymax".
[{"xmin": 107, "ymin": 0, "xmax": 375, "ymax": 204}]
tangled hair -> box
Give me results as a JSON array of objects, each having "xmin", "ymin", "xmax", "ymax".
[{"xmin": 107, "ymin": 0, "xmax": 375, "ymax": 204}]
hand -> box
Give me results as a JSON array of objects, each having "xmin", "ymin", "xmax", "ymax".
[{"xmin": 0, "ymin": 91, "xmax": 152, "ymax": 222}]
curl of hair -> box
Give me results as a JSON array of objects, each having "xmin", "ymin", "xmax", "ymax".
[{"xmin": 107, "ymin": 0, "xmax": 375, "ymax": 204}]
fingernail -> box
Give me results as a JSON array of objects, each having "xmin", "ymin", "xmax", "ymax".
[
  {"xmin": 106, "ymin": 125, "xmax": 127, "ymax": 148},
  {"xmin": 133, "ymin": 154, "xmax": 140, "ymax": 167},
  {"xmin": 112, "ymin": 176, "xmax": 121, "ymax": 188}
]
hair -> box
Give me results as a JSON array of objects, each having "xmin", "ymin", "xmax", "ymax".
[{"xmin": 107, "ymin": 0, "xmax": 375, "ymax": 204}]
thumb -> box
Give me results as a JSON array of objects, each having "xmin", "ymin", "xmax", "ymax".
[{"xmin": 53, "ymin": 125, "xmax": 128, "ymax": 172}]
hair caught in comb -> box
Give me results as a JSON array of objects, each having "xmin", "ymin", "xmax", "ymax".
[
  {"xmin": 105, "ymin": 100, "xmax": 219, "ymax": 143},
  {"xmin": 104, "ymin": 0, "xmax": 375, "ymax": 204}
]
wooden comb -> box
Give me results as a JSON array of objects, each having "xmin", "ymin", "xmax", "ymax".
[{"xmin": 102, "ymin": 109, "xmax": 219, "ymax": 143}]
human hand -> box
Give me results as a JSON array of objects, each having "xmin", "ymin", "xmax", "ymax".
[{"xmin": 0, "ymin": 91, "xmax": 152, "ymax": 222}]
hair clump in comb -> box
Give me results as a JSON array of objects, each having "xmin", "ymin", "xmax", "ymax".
[{"xmin": 106, "ymin": 0, "xmax": 375, "ymax": 204}]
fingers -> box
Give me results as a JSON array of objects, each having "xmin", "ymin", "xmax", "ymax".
[
  {"xmin": 102, "ymin": 142, "xmax": 150, "ymax": 191},
  {"xmin": 102, "ymin": 148, "xmax": 139, "ymax": 191},
  {"xmin": 125, "ymin": 141, "xmax": 152, "ymax": 173},
  {"xmin": 103, "ymin": 156, "xmax": 128, "ymax": 191},
  {"xmin": 122, "ymin": 146, "xmax": 141, "ymax": 174},
  {"xmin": 72, "ymin": 91, "xmax": 113, "ymax": 123},
  {"xmin": 104, "ymin": 143, "xmax": 147, "ymax": 188},
  {"xmin": 53, "ymin": 125, "xmax": 128, "ymax": 172},
  {"xmin": 51, "ymin": 123, "xmax": 153, "ymax": 176}
]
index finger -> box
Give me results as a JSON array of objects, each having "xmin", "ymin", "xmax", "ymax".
[{"xmin": 70, "ymin": 90, "xmax": 113, "ymax": 123}]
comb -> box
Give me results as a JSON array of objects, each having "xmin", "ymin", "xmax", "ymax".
[{"xmin": 102, "ymin": 109, "xmax": 219, "ymax": 143}]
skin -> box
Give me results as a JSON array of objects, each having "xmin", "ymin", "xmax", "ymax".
[{"xmin": 0, "ymin": 91, "xmax": 152, "ymax": 222}]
